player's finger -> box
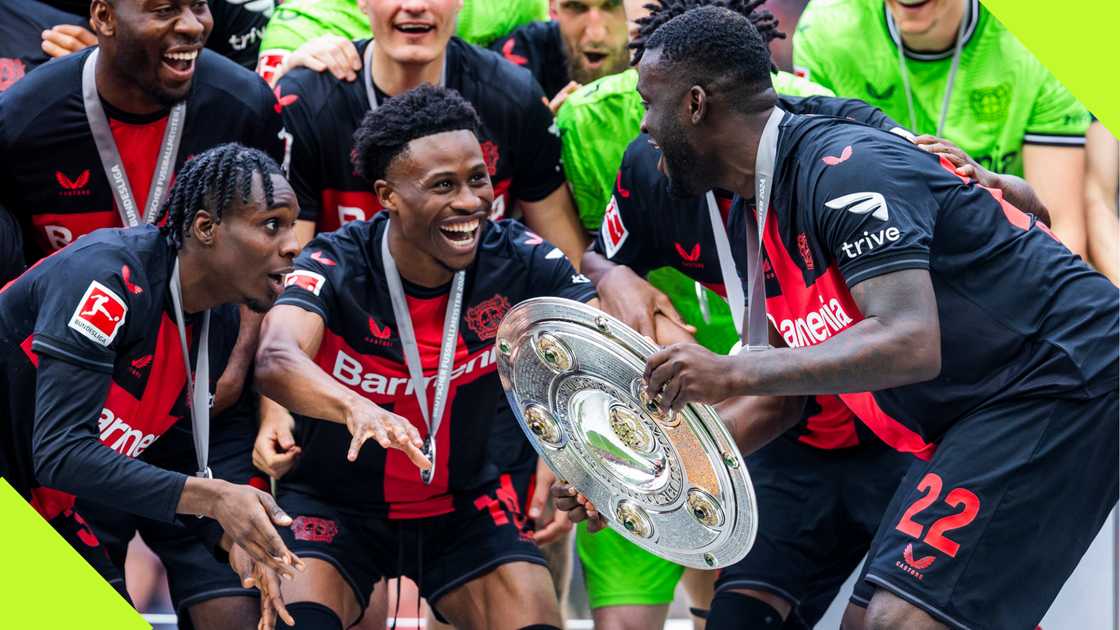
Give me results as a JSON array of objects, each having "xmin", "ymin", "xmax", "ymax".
[
  {"xmin": 240, "ymin": 539, "xmax": 293, "ymax": 580},
  {"xmin": 72, "ymin": 25, "xmax": 98, "ymax": 46},
  {"xmin": 645, "ymin": 353, "xmax": 678, "ymax": 398},
  {"xmin": 587, "ymin": 513, "xmax": 608, "ymax": 533},
  {"xmin": 42, "ymin": 30, "xmax": 84, "ymax": 53},
  {"xmin": 40, "ymin": 39, "xmax": 72, "ymax": 58},
  {"xmin": 662, "ymin": 370, "xmax": 685, "ymax": 413},
  {"xmin": 644, "ymin": 347, "xmax": 672, "ymax": 383},
  {"xmin": 348, "ymin": 428, "xmax": 371, "ymax": 461},
  {"xmin": 326, "ymin": 46, "xmax": 356, "ymax": 81},
  {"xmin": 258, "ymin": 490, "xmax": 293, "ymax": 527},
  {"xmin": 277, "ymin": 430, "xmax": 296, "ymax": 451},
  {"xmin": 653, "ymin": 292, "xmax": 691, "ymax": 330},
  {"xmin": 533, "ymin": 513, "xmax": 572, "ymax": 544},
  {"xmin": 262, "ymin": 570, "xmax": 293, "ymax": 627},
  {"xmin": 295, "ymin": 54, "xmax": 327, "ymax": 74},
  {"xmin": 528, "ymin": 474, "xmax": 551, "ymax": 519},
  {"xmin": 400, "ymin": 440, "xmax": 432, "ymax": 470},
  {"xmin": 341, "ymin": 39, "xmax": 362, "ymax": 71}
]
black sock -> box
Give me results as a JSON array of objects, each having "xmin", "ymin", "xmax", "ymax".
[
  {"xmin": 707, "ymin": 590, "xmax": 786, "ymax": 629},
  {"xmin": 276, "ymin": 602, "xmax": 343, "ymax": 630}
]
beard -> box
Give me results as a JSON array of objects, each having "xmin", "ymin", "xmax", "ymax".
[
  {"xmin": 562, "ymin": 40, "xmax": 629, "ymax": 86},
  {"xmin": 658, "ymin": 126, "xmax": 709, "ymax": 199}
]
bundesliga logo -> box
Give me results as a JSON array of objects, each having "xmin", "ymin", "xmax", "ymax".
[{"xmin": 68, "ymin": 281, "xmax": 128, "ymax": 347}]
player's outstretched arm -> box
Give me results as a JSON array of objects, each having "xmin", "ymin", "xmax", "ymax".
[
  {"xmin": 1024, "ymin": 144, "xmax": 1087, "ymax": 258},
  {"xmin": 645, "ymin": 268, "xmax": 941, "ymax": 408},
  {"xmin": 584, "ymin": 250, "xmax": 694, "ymax": 341},
  {"xmin": 255, "ymin": 304, "xmax": 431, "ymax": 469}
]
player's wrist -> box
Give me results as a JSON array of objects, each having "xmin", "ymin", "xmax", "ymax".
[{"xmin": 179, "ymin": 476, "xmax": 230, "ymax": 519}]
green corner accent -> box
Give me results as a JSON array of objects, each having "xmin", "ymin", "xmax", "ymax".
[
  {"xmin": 0, "ymin": 479, "xmax": 148, "ymax": 629},
  {"xmin": 980, "ymin": 0, "xmax": 1120, "ymax": 133}
]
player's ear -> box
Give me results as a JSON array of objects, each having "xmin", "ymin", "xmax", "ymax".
[
  {"xmin": 374, "ymin": 180, "xmax": 397, "ymax": 212},
  {"xmin": 90, "ymin": 0, "xmax": 115, "ymax": 38},
  {"xmin": 191, "ymin": 210, "xmax": 217, "ymax": 246},
  {"xmin": 689, "ymin": 85, "xmax": 707, "ymax": 125}
]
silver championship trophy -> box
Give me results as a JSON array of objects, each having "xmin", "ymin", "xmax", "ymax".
[{"xmin": 495, "ymin": 297, "xmax": 757, "ymax": 569}]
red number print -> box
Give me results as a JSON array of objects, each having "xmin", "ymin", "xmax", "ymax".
[
  {"xmin": 896, "ymin": 473, "xmax": 942, "ymax": 539},
  {"xmin": 924, "ymin": 487, "xmax": 981, "ymax": 557}
]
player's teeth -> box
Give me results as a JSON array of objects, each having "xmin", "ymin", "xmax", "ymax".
[
  {"xmin": 443, "ymin": 220, "xmax": 478, "ymax": 233},
  {"xmin": 164, "ymin": 51, "xmax": 198, "ymax": 61}
]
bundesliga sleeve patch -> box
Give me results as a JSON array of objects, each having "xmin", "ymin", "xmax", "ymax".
[
  {"xmin": 284, "ymin": 269, "xmax": 326, "ymax": 296},
  {"xmin": 68, "ymin": 281, "xmax": 128, "ymax": 347},
  {"xmin": 601, "ymin": 195, "xmax": 629, "ymax": 258}
]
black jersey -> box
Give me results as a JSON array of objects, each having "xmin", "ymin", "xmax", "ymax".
[
  {"xmin": 0, "ymin": 0, "xmax": 87, "ymax": 92},
  {"xmin": 275, "ymin": 214, "xmax": 596, "ymax": 518},
  {"xmin": 277, "ymin": 37, "xmax": 565, "ymax": 234},
  {"xmin": 206, "ymin": 0, "xmax": 276, "ymax": 69},
  {"xmin": 488, "ymin": 20, "xmax": 570, "ymax": 99},
  {"xmin": 0, "ymin": 47, "xmax": 284, "ymax": 261},
  {"xmin": 593, "ymin": 95, "xmax": 903, "ymax": 451},
  {"xmin": 736, "ymin": 113, "xmax": 1118, "ymax": 449},
  {"xmin": 0, "ymin": 226, "xmax": 246, "ymax": 526}
]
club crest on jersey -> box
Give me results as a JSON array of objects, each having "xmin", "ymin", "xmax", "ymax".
[
  {"xmin": 292, "ymin": 516, "xmax": 338, "ymax": 544},
  {"xmin": 0, "ymin": 57, "xmax": 26, "ymax": 91},
  {"xmin": 797, "ymin": 233, "xmax": 815, "ymax": 270},
  {"xmin": 284, "ymin": 270, "xmax": 326, "ymax": 296},
  {"xmin": 480, "ymin": 140, "xmax": 501, "ymax": 176},
  {"xmin": 466, "ymin": 294, "xmax": 511, "ymax": 341},
  {"xmin": 825, "ymin": 191, "xmax": 889, "ymax": 221},
  {"xmin": 601, "ymin": 195, "xmax": 629, "ymax": 258},
  {"xmin": 68, "ymin": 281, "xmax": 127, "ymax": 347}
]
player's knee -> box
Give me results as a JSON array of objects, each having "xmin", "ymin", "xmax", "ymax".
[
  {"xmin": 186, "ymin": 595, "xmax": 259, "ymax": 630},
  {"xmin": 276, "ymin": 602, "xmax": 344, "ymax": 630},
  {"xmin": 865, "ymin": 590, "xmax": 945, "ymax": 630},
  {"xmin": 706, "ymin": 589, "xmax": 788, "ymax": 629},
  {"xmin": 841, "ymin": 602, "xmax": 869, "ymax": 630}
]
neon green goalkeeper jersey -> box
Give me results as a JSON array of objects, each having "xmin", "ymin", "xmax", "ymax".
[
  {"xmin": 259, "ymin": 0, "xmax": 546, "ymax": 54},
  {"xmin": 793, "ymin": 0, "xmax": 1090, "ymax": 176}
]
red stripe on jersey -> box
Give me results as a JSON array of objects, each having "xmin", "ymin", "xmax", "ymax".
[
  {"xmin": 798, "ymin": 395, "xmax": 859, "ymax": 450},
  {"xmin": 936, "ymin": 157, "xmax": 1058, "ymax": 241},
  {"xmin": 29, "ymin": 210, "xmax": 120, "ymax": 254},
  {"xmin": 313, "ymin": 294, "xmax": 499, "ymax": 519},
  {"xmin": 762, "ymin": 213, "xmax": 936, "ymax": 458},
  {"xmin": 109, "ymin": 115, "xmax": 169, "ymax": 216},
  {"xmin": 318, "ymin": 180, "xmax": 513, "ymax": 233}
]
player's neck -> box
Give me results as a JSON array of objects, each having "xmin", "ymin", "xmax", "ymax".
[
  {"xmin": 369, "ymin": 41, "xmax": 446, "ymax": 97},
  {"xmin": 176, "ymin": 249, "xmax": 231, "ymax": 313},
  {"xmin": 719, "ymin": 114, "xmax": 770, "ymax": 200},
  {"xmin": 95, "ymin": 51, "xmax": 167, "ymax": 116},
  {"xmin": 387, "ymin": 226, "xmax": 455, "ymax": 288},
  {"xmin": 897, "ymin": 0, "xmax": 967, "ymax": 53}
]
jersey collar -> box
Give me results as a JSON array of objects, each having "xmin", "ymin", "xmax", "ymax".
[{"xmin": 884, "ymin": 0, "xmax": 980, "ymax": 61}]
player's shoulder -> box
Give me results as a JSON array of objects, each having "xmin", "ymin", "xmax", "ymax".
[
  {"xmin": 37, "ymin": 226, "xmax": 167, "ymax": 291},
  {"xmin": 619, "ymin": 134, "xmax": 666, "ymax": 187},
  {"xmin": 0, "ymin": 49, "xmax": 86, "ymax": 142},
  {"xmin": 772, "ymin": 70, "xmax": 834, "ymax": 98},
  {"xmin": 564, "ymin": 68, "xmax": 640, "ymax": 111},
  {"xmin": 501, "ymin": 19, "xmax": 559, "ymax": 47},
  {"xmin": 193, "ymin": 49, "xmax": 275, "ymax": 113},
  {"xmin": 300, "ymin": 218, "xmax": 375, "ymax": 268},
  {"xmin": 783, "ymin": 114, "xmax": 927, "ymax": 189},
  {"xmin": 275, "ymin": 42, "xmax": 364, "ymax": 116},
  {"xmin": 454, "ymin": 37, "xmax": 544, "ymax": 104}
]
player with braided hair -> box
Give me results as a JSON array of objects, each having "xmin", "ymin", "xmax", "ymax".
[{"xmin": 0, "ymin": 142, "xmax": 313, "ymax": 629}]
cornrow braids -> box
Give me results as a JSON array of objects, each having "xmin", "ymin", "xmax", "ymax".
[
  {"xmin": 159, "ymin": 143, "xmax": 283, "ymax": 250},
  {"xmin": 630, "ymin": 0, "xmax": 785, "ymax": 72},
  {"xmin": 351, "ymin": 84, "xmax": 482, "ymax": 183}
]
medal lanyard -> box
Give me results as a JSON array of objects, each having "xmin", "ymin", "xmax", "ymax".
[
  {"xmin": 362, "ymin": 42, "xmax": 447, "ymax": 112},
  {"xmin": 82, "ymin": 49, "xmax": 186, "ymax": 227},
  {"xmin": 169, "ymin": 258, "xmax": 212, "ymax": 479},
  {"xmin": 889, "ymin": 0, "xmax": 971, "ymax": 136},
  {"xmin": 380, "ymin": 224, "xmax": 465, "ymax": 484},
  {"xmin": 708, "ymin": 107, "xmax": 785, "ymax": 351}
]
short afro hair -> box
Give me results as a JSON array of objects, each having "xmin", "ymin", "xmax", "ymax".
[
  {"xmin": 631, "ymin": 0, "xmax": 784, "ymax": 72},
  {"xmin": 639, "ymin": 6, "xmax": 774, "ymax": 109},
  {"xmin": 351, "ymin": 84, "xmax": 482, "ymax": 182}
]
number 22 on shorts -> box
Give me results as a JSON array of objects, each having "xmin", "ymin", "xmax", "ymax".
[{"xmin": 895, "ymin": 472, "xmax": 981, "ymax": 557}]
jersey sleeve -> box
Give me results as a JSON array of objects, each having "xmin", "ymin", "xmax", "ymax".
[
  {"xmin": 30, "ymin": 253, "xmax": 145, "ymax": 373},
  {"xmin": 806, "ymin": 132, "xmax": 937, "ymax": 287},
  {"xmin": 32, "ymin": 356, "xmax": 188, "ymax": 523},
  {"xmin": 275, "ymin": 72, "xmax": 324, "ymax": 222},
  {"xmin": 205, "ymin": 0, "xmax": 274, "ymax": 69},
  {"xmin": 1023, "ymin": 70, "xmax": 1091, "ymax": 146},
  {"xmin": 0, "ymin": 203, "xmax": 25, "ymax": 286},
  {"xmin": 591, "ymin": 138, "xmax": 665, "ymax": 274},
  {"xmin": 510, "ymin": 82, "xmax": 566, "ymax": 203},
  {"xmin": 273, "ymin": 233, "xmax": 347, "ymax": 324},
  {"xmin": 508, "ymin": 222, "xmax": 597, "ymax": 303}
]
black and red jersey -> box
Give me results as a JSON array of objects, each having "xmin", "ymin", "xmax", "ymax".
[
  {"xmin": 593, "ymin": 95, "xmax": 903, "ymax": 451},
  {"xmin": 275, "ymin": 214, "xmax": 596, "ymax": 518},
  {"xmin": 0, "ymin": 226, "xmax": 247, "ymax": 526},
  {"xmin": 733, "ymin": 113, "xmax": 1118, "ymax": 452},
  {"xmin": 276, "ymin": 37, "xmax": 565, "ymax": 234},
  {"xmin": 0, "ymin": 47, "xmax": 284, "ymax": 261},
  {"xmin": 488, "ymin": 20, "xmax": 570, "ymax": 100}
]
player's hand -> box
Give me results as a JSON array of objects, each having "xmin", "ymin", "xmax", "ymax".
[
  {"xmin": 546, "ymin": 80, "xmax": 582, "ymax": 115},
  {"xmin": 209, "ymin": 481, "xmax": 305, "ymax": 579},
  {"xmin": 229, "ymin": 543, "xmax": 295, "ymax": 630},
  {"xmin": 529, "ymin": 460, "xmax": 573, "ymax": 544},
  {"xmin": 913, "ymin": 135, "xmax": 1001, "ymax": 188},
  {"xmin": 253, "ymin": 408, "xmax": 302, "ymax": 479},
  {"xmin": 597, "ymin": 265, "xmax": 695, "ymax": 341},
  {"xmin": 282, "ymin": 34, "xmax": 361, "ymax": 82},
  {"xmin": 41, "ymin": 24, "xmax": 96, "ymax": 58},
  {"xmin": 344, "ymin": 397, "xmax": 431, "ymax": 469},
  {"xmin": 644, "ymin": 343, "xmax": 742, "ymax": 412},
  {"xmin": 550, "ymin": 482, "xmax": 607, "ymax": 533}
]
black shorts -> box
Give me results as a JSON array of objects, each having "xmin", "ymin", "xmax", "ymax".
[
  {"xmin": 277, "ymin": 478, "xmax": 547, "ymax": 622},
  {"xmin": 49, "ymin": 507, "xmax": 130, "ymax": 602},
  {"xmin": 78, "ymin": 499, "xmax": 257, "ymax": 630},
  {"xmin": 853, "ymin": 393, "xmax": 1119, "ymax": 630},
  {"xmin": 714, "ymin": 435, "xmax": 915, "ymax": 627}
]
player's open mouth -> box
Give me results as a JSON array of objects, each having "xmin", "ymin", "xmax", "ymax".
[
  {"xmin": 267, "ymin": 270, "xmax": 291, "ymax": 294},
  {"xmin": 161, "ymin": 49, "xmax": 199, "ymax": 80},
  {"xmin": 583, "ymin": 51, "xmax": 609, "ymax": 67},
  {"xmin": 895, "ymin": 0, "xmax": 933, "ymax": 8},
  {"xmin": 395, "ymin": 22, "xmax": 435, "ymax": 36},
  {"xmin": 439, "ymin": 218, "xmax": 481, "ymax": 250}
]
